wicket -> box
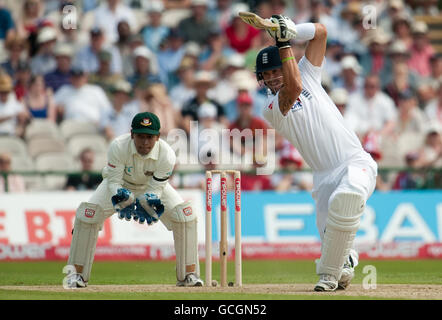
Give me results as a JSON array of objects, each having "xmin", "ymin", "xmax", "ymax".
[{"xmin": 205, "ymin": 170, "xmax": 242, "ymax": 287}]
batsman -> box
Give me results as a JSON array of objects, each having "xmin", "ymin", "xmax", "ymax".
[{"xmin": 65, "ymin": 112, "xmax": 203, "ymax": 288}]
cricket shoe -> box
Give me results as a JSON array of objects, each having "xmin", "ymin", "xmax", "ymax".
[
  {"xmin": 338, "ymin": 249, "xmax": 359, "ymax": 290},
  {"xmin": 65, "ymin": 273, "xmax": 87, "ymax": 289},
  {"xmin": 176, "ymin": 273, "xmax": 204, "ymax": 287},
  {"xmin": 314, "ymin": 274, "xmax": 338, "ymax": 292}
]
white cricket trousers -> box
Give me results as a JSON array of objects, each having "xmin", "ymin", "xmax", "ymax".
[{"xmin": 311, "ymin": 155, "xmax": 377, "ymax": 242}]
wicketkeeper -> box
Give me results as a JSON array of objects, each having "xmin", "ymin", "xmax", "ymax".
[{"xmin": 66, "ymin": 112, "xmax": 203, "ymax": 287}]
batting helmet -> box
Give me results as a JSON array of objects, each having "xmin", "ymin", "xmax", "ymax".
[{"xmin": 255, "ymin": 46, "xmax": 282, "ymax": 81}]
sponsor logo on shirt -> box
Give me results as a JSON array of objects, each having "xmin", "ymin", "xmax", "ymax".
[
  {"xmin": 291, "ymin": 97, "xmax": 303, "ymax": 112},
  {"xmin": 268, "ymin": 102, "xmax": 273, "ymax": 109},
  {"xmin": 125, "ymin": 166, "xmax": 133, "ymax": 176},
  {"xmin": 108, "ymin": 162, "xmax": 116, "ymax": 168}
]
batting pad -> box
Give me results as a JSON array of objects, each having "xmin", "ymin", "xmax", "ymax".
[
  {"xmin": 68, "ymin": 202, "xmax": 104, "ymax": 282},
  {"xmin": 170, "ymin": 202, "xmax": 199, "ymax": 281},
  {"xmin": 317, "ymin": 192, "xmax": 365, "ymax": 279}
]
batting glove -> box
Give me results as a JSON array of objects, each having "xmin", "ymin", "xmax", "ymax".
[{"xmin": 269, "ymin": 15, "xmax": 297, "ymax": 49}]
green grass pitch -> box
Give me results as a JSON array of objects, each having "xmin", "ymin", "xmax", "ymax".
[{"xmin": 0, "ymin": 259, "xmax": 441, "ymax": 300}]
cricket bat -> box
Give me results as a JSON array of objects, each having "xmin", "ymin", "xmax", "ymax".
[{"xmin": 238, "ymin": 11, "xmax": 279, "ymax": 31}]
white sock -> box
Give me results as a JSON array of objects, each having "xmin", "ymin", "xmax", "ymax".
[{"xmin": 295, "ymin": 23, "xmax": 316, "ymax": 41}]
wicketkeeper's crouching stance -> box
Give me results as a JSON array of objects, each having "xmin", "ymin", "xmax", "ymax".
[{"xmin": 65, "ymin": 112, "xmax": 203, "ymax": 288}]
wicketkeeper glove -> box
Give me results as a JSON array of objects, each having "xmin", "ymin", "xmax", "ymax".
[
  {"xmin": 134, "ymin": 193, "xmax": 165, "ymax": 225},
  {"xmin": 269, "ymin": 15, "xmax": 297, "ymax": 49},
  {"xmin": 111, "ymin": 188, "xmax": 135, "ymax": 221}
]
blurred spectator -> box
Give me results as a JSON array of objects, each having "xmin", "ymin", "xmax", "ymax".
[
  {"xmin": 23, "ymin": 75, "xmax": 56, "ymax": 122},
  {"xmin": 360, "ymin": 30, "xmax": 390, "ymax": 76},
  {"xmin": 428, "ymin": 53, "xmax": 442, "ymax": 85},
  {"xmin": 140, "ymin": 1, "xmax": 169, "ymax": 53},
  {"xmin": 0, "ymin": 152, "xmax": 25, "ymax": 193},
  {"xmin": 208, "ymin": 0, "xmax": 233, "ymax": 31},
  {"xmin": 65, "ymin": 148, "xmax": 102, "ymax": 191},
  {"xmin": 272, "ymin": 140, "xmax": 313, "ymax": 192},
  {"xmin": 208, "ymin": 53, "xmax": 245, "ymax": 107},
  {"xmin": 240, "ymin": 156, "xmax": 273, "ymax": 191},
  {"xmin": 156, "ymin": 29, "xmax": 186, "ymax": 88},
  {"xmin": 346, "ymin": 74, "xmax": 397, "ymax": 139},
  {"xmin": 391, "ymin": 14, "xmax": 413, "ymax": 49},
  {"xmin": 414, "ymin": 126, "xmax": 442, "ymax": 168},
  {"xmin": 336, "ymin": 1, "xmax": 361, "ymax": 51},
  {"xmin": 378, "ymin": 0, "xmax": 412, "ymax": 37},
  {"xmin": 224, "ymin": 2, "xmax": 260, "ymax": 54},
  {"xmin": 394, "ymin": 89, "xmax": 426, "ymax": 136},
  {"xmin": 381, "ymin": 40, "xmax": 419, "ymax": 94},
  {"xmin": 0, "ymin": 73, "xmax": 27, "ymax": 136},
  {"xmin": 115, "ymin": 21, "xmax": 135, "ymax": 78},
  {"xmin": 92, "ymin": 0, "xmax": 137, "ymax": 45},
  {"xmin": 127, "ymin": 46, "xmax": 161, "ymax": 87},
  {"xmin": 286, "ymin": 0, "xmax": 311, "ymax": 23},
  {"xmin": 43, "ymin": 43, "xmax": 74, "ymax": 93},
  {"xmin": 408, "ymin": 21, "xmax": 435, "ymax": 77},
  {"xmin": 309, "ymin": 0, "xmax": 339, "ymax": 41},
  {"xmin": 424, "ymin": 79, "xmax": 442, "ymax": 126},
  {"xmin": 74, "ymin": 27, "xmax": 123, "ymax": 75},
  {"xmin": 392, "ymin": 152, "xmax": 426, "ymax": 190},
  {"xmin": 13, "ymin": 61, "xmax": 32, "ymax": 101},
  {"xmin": 228, "ymin": 92, "xmax": 268, "ymax": 160},
  {"xmin": 0, "ymin": 6, "xmax": 15, "ymax": 42},
  {"xmin": 330, "ymin": 87, "xmax": 358, "ymax": 131},
  {"xmin": 199, "ymin": 28, "xmax": 235, "ymax": 72},
  {"xmin": 16, "ymin": 0, "xmax": 48, "ymax": 40},
  {"xmin": 384, "ymin": 61, "xmax": 417, "ymax": 106},
  {"xmin": 88, "ymin": 49, "xmax": 124, "ymax": 95},
  {"xmin": 324, "ymin": 40, "xmax": 344, "ymax": 85},
  {"xmin": 142, "ymin": 83, "xmax": 179, "ymax": 136},
  {"xmin": 163, "ymin": 0, "xmax": 192, "ymax": 10},
  {"xmin": 243, "ymin": 29, "xmax": 274, "ymax": 72},
  {"xmin": 54, "ymin": 66, "xmax": 112, "ymax": 124},
  {"xmin": 1, "ymin": 36, "xmax": 27, "ymax": 77},
  {"xmin": 334, "ymin": 55, "xmax": 363, "ymax": 95},
  {"xmin": 30, "ymin": 26, "xmax": 57, "ymax": 75},
  {"xmin": 102, "ymin": 79, "xmax": 137, "ymax": 141},
  {"xmin": 414, "ymin": 0, "xmax": 440, "ymax": 16},
  {"xmin": 177, "ymin": 0, "xmax": 213, "ymax": 46},
  {"xmin": 169, "ymin": 57, "xmax": 197, "ymax": 112},
  {"xmin": 181, "ymin": 70, "xmax": 226, "ymax": 134}
]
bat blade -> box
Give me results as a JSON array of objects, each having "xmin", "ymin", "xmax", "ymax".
[{"xmin": 238, "ymin": 11, "xmax": 278, "ymax": 31}]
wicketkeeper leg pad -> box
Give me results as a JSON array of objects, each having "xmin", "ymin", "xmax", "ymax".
[
  {"xmin": 317, "ymin": 192, "xmax": 365, "ymax": 279},
  {"xmin": 169, "ymin": 201, "xmax": 200, "ymax": 281},
  {"xmin": 67, "ymin": 202, "xmax": 105, "ymax": 283}
]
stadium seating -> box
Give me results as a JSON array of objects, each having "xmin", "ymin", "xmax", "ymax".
[
  {"xmin": 0, "ymin": 136, "xmax": 28, "ymax": 157},
  {"xmin": 24, "ymin": 119, "xmax": 60, "ymax": 141},
  {"xmin": 59, "ymin": 120, "xmax": 99, "ymax": 141},
  {"xmin": 27, "ymin": 137, "xmax": 65, "ymax": 158},
  {"xmin": 10, "ymin": 155, "xmax": 41, "ymax": 190},
  {"xmin": 34, "ymin": 152, "xmax": 78, "ymax": 190},
  {"xmin": 67, "ymin": 134, "xmax": 108, "ymax": 158}
]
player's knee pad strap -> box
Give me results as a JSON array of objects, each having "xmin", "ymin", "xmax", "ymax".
[
  {"xmin": 317, "ymin": 192, "xmax": 365, "ymax": 278},
  {"xmin": 68, "ymin": 202, "xmax": 104, "ymax": 282}
]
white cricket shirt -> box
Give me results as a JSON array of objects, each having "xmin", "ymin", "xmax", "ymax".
[
  {"xmin": 102, "ymin": 133, "xmax": 176, "ymax": 196},
  {"xmin": 263, "ymin": 56, "xmax": 372, "ymax": 172}
]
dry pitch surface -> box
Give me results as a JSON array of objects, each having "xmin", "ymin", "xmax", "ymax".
[{"xmin": 1, "ymin": 284, "xmax": 441, "ymax": 299}]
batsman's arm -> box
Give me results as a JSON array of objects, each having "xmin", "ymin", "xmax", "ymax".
[
  {"xmin": 278, "ymin": 46, "xmax": 302, "ymax": 116},
  {"xmin": 305, "ymin": 23, "xmax": 328, "ymax": 67}
]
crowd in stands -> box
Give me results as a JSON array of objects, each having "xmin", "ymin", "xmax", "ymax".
[{"xmin": 0, "ymin": 0, "xmax": 441, "ymax": 193}]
